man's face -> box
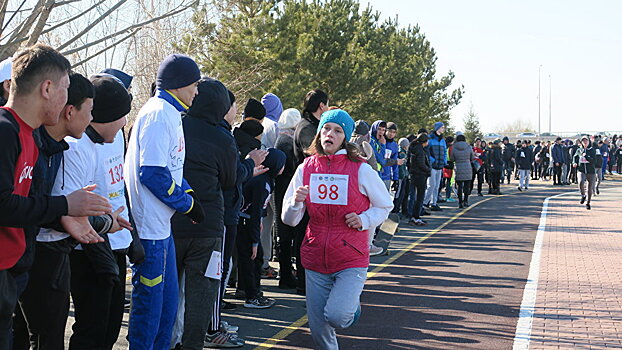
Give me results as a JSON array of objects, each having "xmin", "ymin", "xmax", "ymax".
[
  {"xmin": 386, "ymin": 129, "xmax": 397, "ymax": 140},
  {"xmin": 437, "ymin": 126, "xmax": 445, "ymax": 135},
  {"xmin": 377, "ymin": 126, "xmax": 386, "ymax": 139},
  {"xmin": 175, "ymin": 81, "xmax": 199, "ymax": 107},
  {"xmin": 105, "ymin": 116, "xmax": 127, "ymax": 143},
  {"xmin": 43, "ymin": 73, "xmax": 70, "ymax": 126},
  {"xmin": 66, "ymin": 98, "xmax": 93, "ymax": 139}
]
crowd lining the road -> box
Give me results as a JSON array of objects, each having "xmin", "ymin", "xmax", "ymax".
[{"xmin": 0, "ymin": 45, "xmax": 619, "ymax": 350}]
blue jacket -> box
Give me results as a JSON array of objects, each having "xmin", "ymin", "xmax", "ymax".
[
  {"xmin": 552, "ymin": 143, "xmax": 565, "ymax": 163},
  {"xmin": 381, "ymin": 139, "xmax": 399, "ymax": 181},
  {"xmin": 427, "ymin": 132, "xmax": 447, "ymax": 170},
  {"xmin": 369, "ymin": 120, "xmax": 387, "ymax": 175}
]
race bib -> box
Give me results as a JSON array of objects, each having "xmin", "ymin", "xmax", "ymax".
[
  {"xmin": 520, "ymin": 151, "xmax": 525, "ymax": 158},
  {"xmin": 596, "ymin": 149, "xmax": 601, "ymax": 155},
  {"xmin": 604, "ymin": 152, "xmax": 608, "ymax": 157},
  {"xmin": 580, "ymin": 155, "xmax": 588, "ymax": 163},
  {"xmin": 385, "ymin": 149, "xmax": 392, "ymax": 159},
  {"xmin": 204, "ymin": 251, "xmax": 222, "ymax": 280},
  {"xmin": 309, "ymin": 173, "xmax": 348, "ymax": 206}
]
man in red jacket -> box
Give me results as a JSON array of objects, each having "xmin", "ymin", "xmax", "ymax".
[{"xmin": 0, "ymin": 44, "xmax": 111, "ymax": 350}]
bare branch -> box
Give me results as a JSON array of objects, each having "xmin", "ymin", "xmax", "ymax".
[
  {"xmin": 71, "ymin": 28, "xmax": 140, "ymax": 68},
  {"xmin": 0, "ymin": 0, "xmax": 28, "ymax": 36},
  {"xmin": 0, "ymin": 0, "xmax": 8, "ymax": 38},
  {"xmin": 53, "ymin": 0, "xmax": 82, "ymax": 6},
  {"xmin": 57, "ymin": 0, "xmax": 128, "ymax": 51},
  {"xmin": 0, "ymin": 0, "xmax": 44, "ymax": 59},
  {"xmin": 61, "ymin": 1, "xmax": 196, "ymax": 56},
  {"xmin": 26, "ymin": 0, "xmax": 56, "ymax": 46},
  {"xmin": 43, "ymin": 0, "xmax": 106, "ymax": 36}
]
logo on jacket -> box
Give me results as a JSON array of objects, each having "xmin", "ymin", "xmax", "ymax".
[{"xmin": 18, "ymin": 162, "xmax": 34, "ymax": 184}]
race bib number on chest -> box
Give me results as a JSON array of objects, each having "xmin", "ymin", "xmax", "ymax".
[
  {"xmin": 385, "ymin": 149, "xmax": 392, "ymax": 159},
  {"xmin": 309, "ymin": 174, "xmax": 349, "ymax": 206}
]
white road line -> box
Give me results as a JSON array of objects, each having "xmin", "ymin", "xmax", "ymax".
[{"xmin": 512, "ymin": 192, "xmax": 573, "ymax": 350}]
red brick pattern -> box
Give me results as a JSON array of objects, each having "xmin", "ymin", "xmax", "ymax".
[{"xmin": 529, "ymin": 185, "xmax": 622, "ymax": 349}]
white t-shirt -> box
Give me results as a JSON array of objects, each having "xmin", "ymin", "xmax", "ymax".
[
  {"xmin": 92, "ymin": 130, "xmax": 132, "ymax": 250},
  {"xmin": 124, "ymin": 97, "xmax": 185, "ymax": 240},
  {"xmin": 37, "ymin": 132, "xmax": 132, "ymax": 249}
]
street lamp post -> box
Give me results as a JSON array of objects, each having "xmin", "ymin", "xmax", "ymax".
[
  {"xmin": 549, "ymin": 74, "xmax": 553, "ymax": 134},
  {"xmin": 538, "ymin": 65, "xmax": 542, "ymax": 136}
]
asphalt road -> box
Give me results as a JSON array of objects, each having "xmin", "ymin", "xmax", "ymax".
[{"xmin": 62, "ymin": 177, "xmax": 619, "ymax": 349}]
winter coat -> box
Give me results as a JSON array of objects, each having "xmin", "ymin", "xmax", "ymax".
[
  {"xmin": 381, "ymin": 139, "xmax": 399, "ymax": 181},
  {"xmin": 369, "ymin": 121, "xmax": 388, "ymax": 174},
  {"xmin": 552, "ymin": 143, "xmax": 565, "ymax": 164},
  {"xmin": 234, "ymin": 126, "xmax": 262, "ymax": 160},
  {"xmin": 489, "ymin": 145, "xmax": 503, "ymax": 173},
  {"xmin": 172, "ymin": 79, "xmax": 237, "ymax": 239},
  {"xmin": 293, "ymin": 114, "xmax": 319, "ymax": 165},
  {"xmin": 301, "ymin": 154, "xmax": 371, "ymax": 274},
  {"xmin": 450, "ymin": 141, "xmax": 475, "ymax": 181},
  {"xmin": 408, "ymin": 142, "xmax": 431, "ymax": 178},
  {"xmin": 427, "ymin": 132, "xmax": 447, "ymax": 170},
  {"xmin": 574, "ymin": 146, "xmax": 596, "ymax": 174},
  {"xmin": 502, "ymin": 143, "xmax": 516, "ymax": 162},
  {"xmin": 218, "ymin": 120, "xmax": 255, "ymax": 226},
  {"xmin": 515, "ymin": 146, "xmax": 534, "ymax": 170}
]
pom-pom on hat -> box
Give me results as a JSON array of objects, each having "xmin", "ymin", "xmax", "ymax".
[{"xmin": 317, "ymin": 109, "xmax": 355, "ymax": 141}]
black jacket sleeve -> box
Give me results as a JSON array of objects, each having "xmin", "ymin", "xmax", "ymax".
[
  {"xmin": 219, "ymin": 140, "xmax": 239, "ymax": 191},
  {"xmin": 248, "ymin": 179, "xmax": 268, "ymax": 245},
  {"xmin": 0, "ymin": 123, "xmax": 68, "ymax": 227}
]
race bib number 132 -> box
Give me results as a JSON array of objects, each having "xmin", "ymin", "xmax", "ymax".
[{"xmin": 309, "ymin": 173, "xmax": 349, "ymax": 206}]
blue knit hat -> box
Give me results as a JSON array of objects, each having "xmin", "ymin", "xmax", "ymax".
[
  {"xmin": 317, "ymin": 109, "xmax": 355, "ymax": 141},
  {"xmin": 100, "ymin": 68, "xmax": 133, "ymax": 89},
  {"xmin": 156, "ymin": 54, "xmax": 201, "ymax": 90},
  {"xmin": 433, "ymin": 121, "xmax": 445, "ymax": 132}
]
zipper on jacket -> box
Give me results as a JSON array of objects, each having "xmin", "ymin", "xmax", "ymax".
[{"xmin": 343, "ymin": 239, "xmax": 364, "ymax": 256}]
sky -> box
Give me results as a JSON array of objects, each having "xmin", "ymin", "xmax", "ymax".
[{"xmin": 364, "ymin": 0, "xmax": 622, "ymax": 134}]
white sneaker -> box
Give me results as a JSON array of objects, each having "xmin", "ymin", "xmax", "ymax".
[
  {"xmin": 369, "ymin": 244, "xmax": 384, "ymax": 256},
  {"xmin": 221, "ymin": 321, "xmax": 238, "ymax": 333}
]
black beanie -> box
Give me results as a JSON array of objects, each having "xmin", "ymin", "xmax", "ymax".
[
  {"xmin": 244, "ymin": 98, "xmax": 266, "ymax": 120},
  {"xmin": 239, "ymin": 119, "xmax": 264, "ymax": 137},
  {"xmin": 387, "ymin": 122, "xmax": 398, "ymax": 130},
  {"xmin": 91, "ymin": 76, "xmax": 131, "ymax": 123},
  {"xmin": 354, "ymin": 120, "xmax": 370, "ymax": 135},
  {"xmin": 156, "ymin": 54, "xmax": 201, "ymax": 90}
]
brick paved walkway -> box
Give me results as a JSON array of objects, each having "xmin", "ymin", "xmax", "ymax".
[{"xmin": 529, "ymin": 182, "xmax": 622, "ymax": 349}]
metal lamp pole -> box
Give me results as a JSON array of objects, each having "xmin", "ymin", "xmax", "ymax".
[
  {"xmin": 538, "ymin": 65, "xmax": 542, "ymax": 136},
  {"xmin": 549, "ymin": 74, "xmax": 553, "ymax": 134}
]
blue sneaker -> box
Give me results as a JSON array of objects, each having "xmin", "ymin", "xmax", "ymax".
[
  {"xmin": 348, "ymin": 305, "xmax": 361, "ymax": 328},
  {"xmin": 446, "ymin": 198, "xmax": 457, "ymax": 203}
]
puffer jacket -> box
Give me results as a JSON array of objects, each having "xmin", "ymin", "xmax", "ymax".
[
  {"xmin": 301, "ymin": 154, "xmax": 370, "ymax": 274},
  {"xmin": 408, "ymin": 142, "xmax": 431, "ymax": 178},
  {"xmin": 427, "ymin": 132, "xmax": 447, "ymax": 170},
  {"xmin": 450, "ymin": 141, "xmax": 474, "ymax": 181}
]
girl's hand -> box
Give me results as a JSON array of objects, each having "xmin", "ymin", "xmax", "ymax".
[
  {"xmin": 295, "ymin": 185, "xmax": 309, "ymax": 203},
  {"xmin": 345, "ymin": 212, "xmax": 362, "ymax": 229},
  {"xmin": 251, "ymin": 245, "xmax": 258, "ymax": 260}
]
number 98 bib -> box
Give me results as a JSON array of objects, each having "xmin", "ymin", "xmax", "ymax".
[{"xmin": 309, "ymin": 173, "xmax": 349, "ymax": 206}]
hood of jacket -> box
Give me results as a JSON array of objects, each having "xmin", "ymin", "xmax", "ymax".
[
  {"xmin": 186, "ymin": 78, "xmax": 231, "ymax": 125},
  {"xmin": 370, "ymin": 120, "xmax": 386, "ymax": 141},
  {"xmin": 261, "ymin": 93, "xmax": 283, "ymax": 123},
  {"xmin": 452, "ymin": 140, "xmax": 470, "ymax": 153}
]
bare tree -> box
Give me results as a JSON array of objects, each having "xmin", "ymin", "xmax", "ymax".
[{"xmin": 0, "ymin": 0, "xmax": 199, "ymax": 64}]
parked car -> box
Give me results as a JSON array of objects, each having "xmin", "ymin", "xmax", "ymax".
[
  {"xmin": 540, "ymin": 132, "xmax": 555, "ymax": 137},
  {"xmin": 516, "ymin": 132, "xmax": 537, "ymax": 138},
  {"xmin": 484, "ymin": 133, "xmax": 502, "ymax": 139}
]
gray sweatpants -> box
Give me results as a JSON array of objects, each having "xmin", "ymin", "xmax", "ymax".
[
  {"xmin": 424, "ymin": 168, "xmax": 443, "ymax": 206},
  {"xmin": 579, "ymin": 172, "xmax": 596, "ymax": 204},
  {"xmin": 306, "ymin": 268, "xmax": 367, "ymax": 350}
]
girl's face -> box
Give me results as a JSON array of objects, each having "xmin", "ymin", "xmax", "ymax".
[
  {"xmin": 582, "ymin": 139, "xmax": 589, "ymax": 147},
  {"xmin": 320, "ymin": 122, "xmax": 346, "ymax": 155}
]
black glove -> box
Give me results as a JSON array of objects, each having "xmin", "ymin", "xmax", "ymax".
[
  {"xmin": 391, "ymin": 181, "xmax": 399, "ymax": 193},
  {"xmin": 185, "ymin": 191, "xmax": 205, "ymax": 223}
]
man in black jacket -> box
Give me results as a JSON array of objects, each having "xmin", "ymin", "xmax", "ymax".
[
  {"xmin": 170, "ymin": 78, "xmax": 239, "ymax": 349},
  {"xmin": 515, "ymin": 141, "xmax": 534, "ymax": 191},
  {"xmin": 502, "ymin": 136, "xmax": 515, "ymax": 184}
]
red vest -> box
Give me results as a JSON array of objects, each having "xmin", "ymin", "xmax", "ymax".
[
  {"xmin": 301, "ymin": 153, "xmax": 370, "ymax": 274},
  {"xmin": 0, "ymin": 107, "xmax": 38, "ymax": 270}
]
